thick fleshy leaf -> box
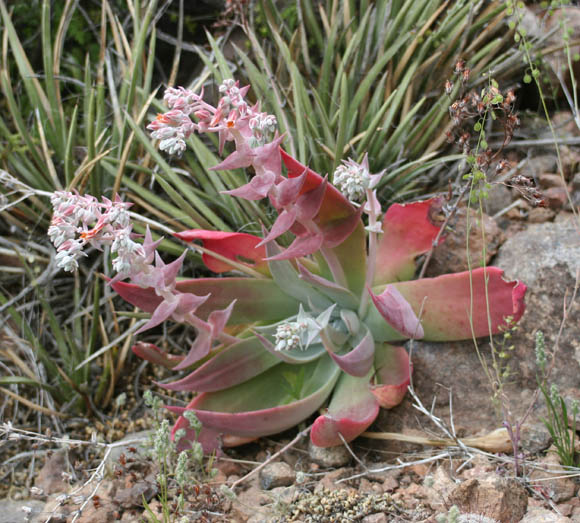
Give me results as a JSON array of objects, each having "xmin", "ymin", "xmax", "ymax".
[
  {"xmin": 272, "ymin": 169, "xmax": 307, "ymax": 207},
  {"xmin": 264, "ymin": 240, "xmax": 331, "ymax": 309},
  {"xmin": 257, "ymin": 208, "xmax": 297, "ymax": 246},
  {"xmin": 365, "ymin": 267, "xmax": 527, "ymax": 342},
  {"xmin": 162, "ymin": 337, "xmax": 280, "ymax": 392},
  {"xmin": 131, "ymin": 342, "xmax": 183, "ymax": 369},
  {"xmin": 172, "ymin": 327, "xmax": 212, "ymax": 370},
  {"xmin": 368, "ymin": 285, "xmax": 424, "ymax": 339},
  {"xmin": 281, "ymin": 149, "xmax": 367, "ymax": 295},
  {"xmin": 265, "ymin": 233, "xmax": 324, "ymax": 261},
  {"xmin": 280, "ymin": 149, "xmax": 354, "ymax": 224},
  {"xmin": 167, "ymin": 355, "xmax": 340, "ymax": 443},
  {"xmin": 310, "ymin": 369, "xmax": 379, "ymax": 447},
  {"xmin": 136, "ymin": 299, "xmax": 178, "ymax": 334},
  {"xmin": 174, "ymin": 230, "xmax": 269, "ymax": 275},
  {"xmin": 322, "ymin": 206, "xmax": 365, "ymax": 248},
  {"xmin": 373, "ymin": 198, "xmax": 443, "ymax": 285},
  {"xmin": 155, "ymin": 251, "xmax": 187, "ymax": 288},
  {"xmin": 321, "ymin": 329, "xmax": 375, "ymax": 377},
  {"xmin": 221, "ymin": 171, "xmax": 276, "ymax": 201},
  {"xmin": 113, "ymin": 278, "xmax": 299, "ymax": 325},
  {"xmin": 297, "ymin": 263, "xmax": 358, "ymax": 309},
  {"xmin": 370, "ymin": 344, "xmax": 411, "ymax": 409},
  {"xmin": 210, "ymin": 144, "xmax": 253, "ymax": 170},
  {"xmin": 295, "ymin": 176, "xmax": 327, "ymax": 221},
  {"xmin": 252, "ymin": 133, "xmax": 285, "ymax": 174}
]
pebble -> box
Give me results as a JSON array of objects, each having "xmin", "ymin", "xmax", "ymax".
[{"xmin": 259, "ymin": 462, "xmax": 295, "ymax": 490}]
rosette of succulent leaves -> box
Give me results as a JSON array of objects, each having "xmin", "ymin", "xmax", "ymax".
[{"xmin": 50, "ymin": 80, "xmax": 526, "ymax": 452}]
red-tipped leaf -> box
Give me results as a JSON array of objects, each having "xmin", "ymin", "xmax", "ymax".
[
  {"xmin": 321, "ymin": 329, "xmax": 375, "ymax": 377},
  {"xmin": 167, "ymin": 356, "xmax": 340, "ymax": 445},
  {"xmin": 161, "ymin": 337, "xmax": 280, "ymax": 392},
  {"xmin": 310, "ymin": 370, "xmax": 379, "ymax": 447},
  {"xmin": 365, "ymin": 267, "xmax": 527, "ymax": 342},
  {"xmin": 368, "ymin": 285, "xmax": 424, "ymax": 339},
  {"xmin": 175, "ymin": 230, "xmax": 269, "ymax": 275},
  {"xmin": 370, "ymin": 344, "xmax": 411, "ymax": 409},
  {"xmin": 373, "ymin": 198, "xmax": 443, "ymax": 285}
]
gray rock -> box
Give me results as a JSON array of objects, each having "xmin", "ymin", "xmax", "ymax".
[
  {"xmin": 308, "ymin": 439, "xmax": 351, "ymax": 468},
  {"xmin": 106, "ymin": 430, "xmax": 152, "ymax": 471},
  {"xmin": 520, "ymin": 422, "xmax": 552, "ymax": 454},
  {"xmin": 495, "ymin": 221, "xmax": 580, "ymax": 287},
  {"xmin": 259, "ymin": 462, "xmax": 295, "ymax": 490},
  {"xmin": 0, "ymin": 499, "xmax": 44, "ymax": 523},
  {"xmin": 485, "ymin": 183, "xmax": 513, "ymax": 217},
  {"xmin": 529, "ymin": 155, "xmax": 559, "ymax": 177}
]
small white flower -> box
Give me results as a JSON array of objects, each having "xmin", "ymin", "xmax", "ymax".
[
  {"xmin": 274, "ymin": 321, "xmax": 306, "ymax": 351},
  {"xmin": 333, "ymin": 159, "xmax": 371, "ymax": 202}
]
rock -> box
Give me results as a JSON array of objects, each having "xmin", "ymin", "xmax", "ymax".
[
  {"xmin": 424, "ymin": 465, "xmax": 457, "ymax": 512},
  {"xmin": 530, "ymin": 155, "xmax": 559, "ymax": 176},
  {"xmin": 114, "ymin": 472, "xmax": 157, "ymax": 508},
  {"xmin": 425, "ymin": 207, "xmax": 503, "ymax": 277},
  {"xmin": 446, "ymin": 476, "xmax": 528, "ymax": 522},
  {"xmin": 382, "ymin": 475, "xmax": 399, "ymax": 493},
  {"xmin": 34, "ymin": 451, "xmax": 70, "ymax": 496},
  {"xmin": 315, "ymin": 468, "xmax": 352, "ymax": 492},
  {"xmin": 485, "ymin": 183, "xmax": 513, "ymax": 217},
  {"xmin": 0, "ymin": 499, "xmax": 45, "ymax": 523},
  {"xmin": 530, "ymin": 453, "xmax": 576, "ymax": 503},
  {"xmin": 308, "ymin": 440, "xmax": 351, "ymax": 468},
  {"xmin": 258, "ymin": 462, "xmax": 295, "ymax": 490},
  {"xmin": 544, "ymin": 187, "xmax": 569, "ymax": 209},
  {"xmin": 106, "ymin": 430, "xmax": 151, "ymax": 472},
  {"xmin": 359, "ymin": 478, "xmax": 382, "ymax": 495},
  {"xmin": 216, "ymin": 458, "xmax": 244, "ymax": 477},
  {"xmin": 572, "ymin": 173, "xmax": 580, "ymax": 192},
  {"xmin": 539, "ymin": 174, "xmax": 567, "ymax": 189},
  {"xmin": 528, "ymin": 207, "xmax": 556, "ymax": 223},
  {"xmin": 521, "ymin": 422, "xmax": 552, "ymax": 454},
  {"xmin": 521, "ymin": 507, "xmax": 569, "ymax": 523},
  {"xmin": 496, "ymin": 220, "xmax": 580, "ymax": 288},
  {"xmin": 458, "ymin": 454, "xmax": 495, "ymax": 481},
  {"xmin": 231, "ymin": 485, "xmax": 271, "ymax": 521}
]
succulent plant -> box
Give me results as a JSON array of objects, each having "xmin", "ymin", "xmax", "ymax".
[{"xmin": 52, "ymin": 80, "xmax": 526, "ymax": 452}]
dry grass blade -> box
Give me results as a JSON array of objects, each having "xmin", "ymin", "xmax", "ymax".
[{"xmin": 362, "ymin": 427, "xmax": 513, "ymax": 453}]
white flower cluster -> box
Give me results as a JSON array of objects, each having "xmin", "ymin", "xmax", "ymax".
[
  {"xmin": 48, "ymin": 191, "xmax": 145, "ymax": 274},
  {"xmin": 274, "ymin": 320, "xmax": 308, "ymax": 351},
  {"xmin": 148, "ymin": 79, "xmax": 277, "ymax": 156},
  {"xmin": 333, "ymin": 159, "xmax": 371, "ymax": 203}
]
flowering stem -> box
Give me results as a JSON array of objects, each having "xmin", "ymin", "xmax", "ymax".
[{"xmin": 358, "ymin": 188, "xmax": 379, "ymax": 318}]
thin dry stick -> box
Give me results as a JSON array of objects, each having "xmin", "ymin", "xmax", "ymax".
[
  {"xmin": 337, "ymin": 432, "xmax": 368, "ymax": 471},
  {"xmin": 229, "ymin": 424, "xmax": 312, "ymax": 490}
]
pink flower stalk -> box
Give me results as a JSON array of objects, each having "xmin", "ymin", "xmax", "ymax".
[
  {"xmin": 48, "ymin": 191, "xmax": 143, "ymax": 273},
  {"xmin": 147, "ymin": 80, "xmax": 278, "ymax": 158}
]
